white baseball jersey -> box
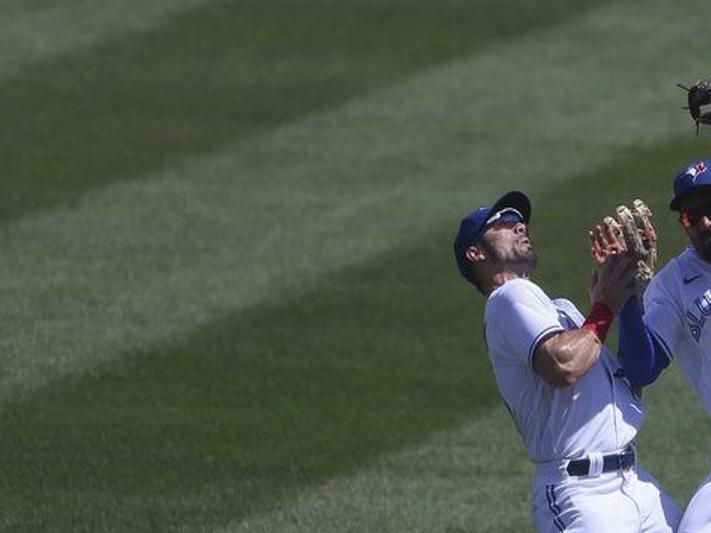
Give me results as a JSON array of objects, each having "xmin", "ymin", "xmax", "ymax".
[
  {"xmin": 644, "ymin": 247, "xmax": 711, "ymax": 533},
  {"xmin": 484, "ymin": 278, "xmax": 645, "ymax": 463},
  {"xmin": 644, "ymin": 247, "xmax": 711, "ymax": 416}
]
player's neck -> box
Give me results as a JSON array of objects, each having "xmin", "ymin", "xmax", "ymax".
[{"xmin": 485, "ymin": 268, "xmax": 530, "ymax": 294}]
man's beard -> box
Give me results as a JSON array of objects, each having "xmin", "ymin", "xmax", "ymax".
[
  {"xmin": 516, "ymin": 247, "xmax": 538, "ymax": 272},
  {"xmin": 480, "ymin": 238, "xmax": 538, "ymax": 272}
]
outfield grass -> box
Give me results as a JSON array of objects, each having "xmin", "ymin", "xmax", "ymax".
[
  {"xmin": 1, "ymin": 1, "xmax": 710, "ymax": 531},
  {"xmin": 3, "ymin": 134, "xmax": 709, "ymax": 532},
  {"xmin": 0, "ymin": 0, "xmax": 607, "ymax": 225}
]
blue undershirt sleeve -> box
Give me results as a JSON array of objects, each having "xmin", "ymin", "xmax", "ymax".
[{"xmin": 617, "ymin": 296, "xmax": 672, "ymax": 388}]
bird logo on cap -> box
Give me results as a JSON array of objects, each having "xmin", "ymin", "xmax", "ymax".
[{"xmin": 687, "ymin": 161, "xmax": 708, "ymax": 182}]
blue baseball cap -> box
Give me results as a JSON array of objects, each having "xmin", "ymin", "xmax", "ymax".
[
  {"xmin": 670, "ymin": 159, "xmax": 711, "ymax": 211},
  {"xmin": 453, "ymin": 190, "xmax": 531, "ymax": 283}
]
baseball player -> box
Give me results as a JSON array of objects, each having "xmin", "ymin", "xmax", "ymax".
[
  {"xmin": 454, "ymin": 190, "xmax": 681, "ymax": 532},
  {"xmin": 607, "ymin": 160, "xmax": 711, "ymax": 532}
]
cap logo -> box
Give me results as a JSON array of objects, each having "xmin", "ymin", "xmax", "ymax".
[{"xmin": 687, "ymin": 162, "xmax": 708, "ymax": 182}]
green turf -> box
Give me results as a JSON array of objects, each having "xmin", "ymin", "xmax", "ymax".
[
  {"xmin": 0, "ymin": 0, "xmax": 210, "ymax": 79},
  {"xmin": 0, "ymin": 223, "xmax": 494, "ymax": 530},
  {"xmin": 1, "ymin": 133, "xmax": 708, "ymax": 531},
  {"xmin": 0, "ymin": 0, "xmax": 610, "ymax": 224},
  {"xmin": 0, "ymin": 0, "xmax": 702, "ymax": 407},
  {"xmin": 1, "ymin": 1, "xmax": 710, "ymax": 531}
]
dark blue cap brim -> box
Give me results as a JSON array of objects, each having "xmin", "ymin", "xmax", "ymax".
[{"xmin": 670, "ymin": 184, "xmax": 711, "ymax": 210}]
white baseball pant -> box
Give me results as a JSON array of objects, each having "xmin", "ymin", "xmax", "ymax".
[
  {"xmin": 532, "ymin": 463, "xmax": 681, "ymax": 532},
  {"xmin": 679, "ymin": 471, "xmax": 711, "ymax": 533}
]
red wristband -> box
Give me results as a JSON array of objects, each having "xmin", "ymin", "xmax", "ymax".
[{"xmin": 582, "ymin": 302, "xmax": 614, "ymax": 343}]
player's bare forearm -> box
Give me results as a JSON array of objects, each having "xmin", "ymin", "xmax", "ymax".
[{"xmin": 533, "ymin": 329, "xmax": 602, "ymax": 388}]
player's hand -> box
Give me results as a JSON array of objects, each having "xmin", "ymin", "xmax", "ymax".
[
  {"xmin": 589, "ymin": 252, "xmax": 637, "ymax": 315},
  {"xmin": 588, "ymin": 222, "xmax": 625, "ymax": 269}
]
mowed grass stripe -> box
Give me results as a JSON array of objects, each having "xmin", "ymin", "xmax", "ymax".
[
  {"xmin": 228, "ymin": 408, "xmax": 534, "ymax": 533},
  {"xmin": 0, "ymin": 223, "xmax": 493, "ymax": 530},
  {"xmin": 0, "ymin": 0, "xmax": 607, "ymax": 225},
  {"xmin": 0, "ymin": 0, "xmax": 704, "ymax": 407},
  {"xmin": 220, "ymin": 139, "xmax": 711, "ymax": 532},
  {"xmin": 0, "ymin": 0, "xmax": 212, "ymax": 80},
  {"xmin": 222, "ymin": 139, "xmax": 711, "ymax": 533},
  {"xmin": 227, "ymin": 368, "xmax": 705, "ymax": 533},
  {"xmin": 2, "ymin": 135, "xmax": 708, "ymax": 531}
]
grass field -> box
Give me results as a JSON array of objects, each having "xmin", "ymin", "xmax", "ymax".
[{"xmin": 2, "ymin": 1, "xmax": 711, "ymax": 531}]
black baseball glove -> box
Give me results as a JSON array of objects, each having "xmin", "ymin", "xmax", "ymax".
[{"xmin": 679, "ymin": 79, "xmax": 711, "ymax": 135}]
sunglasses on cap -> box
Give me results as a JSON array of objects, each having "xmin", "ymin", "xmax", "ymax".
[
  {"xmin": 681, "ymin": 200, "xmax": 711, "ymax": 228},
  {"xmin": 484, "ymin": 207, "xmax": 525, "ymax": 228}
]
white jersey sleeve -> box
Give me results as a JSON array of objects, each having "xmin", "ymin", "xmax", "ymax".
[{"xmin": 485, "ymin": 278, "xmax": 565, "ymax": 368}]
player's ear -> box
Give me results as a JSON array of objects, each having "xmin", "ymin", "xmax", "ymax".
[
  {"xmin": 680, "ymin": 211, "xmax": 694, "ymax": 229},
  {"xmin": 465, "ymin": 245, "xmax": 487, "ymax": 263}
]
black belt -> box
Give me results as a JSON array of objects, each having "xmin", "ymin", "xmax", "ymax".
[{"xmin": 566, "ymin": 446, "xmax": 636, "ymax": 477}]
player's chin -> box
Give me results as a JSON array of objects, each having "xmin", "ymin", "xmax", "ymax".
[
  {"xmin": 528, "ymin": 251, "xmax": 538, "ymax": 268},
  {"xmin": 517, "ymin": 249, "xmax": 537, "ymax": 269}
]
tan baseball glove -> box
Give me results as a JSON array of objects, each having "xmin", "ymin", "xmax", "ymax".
[{"xmin": 589, "ymin": 199, "xmax": 657, "ymax": 289}]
